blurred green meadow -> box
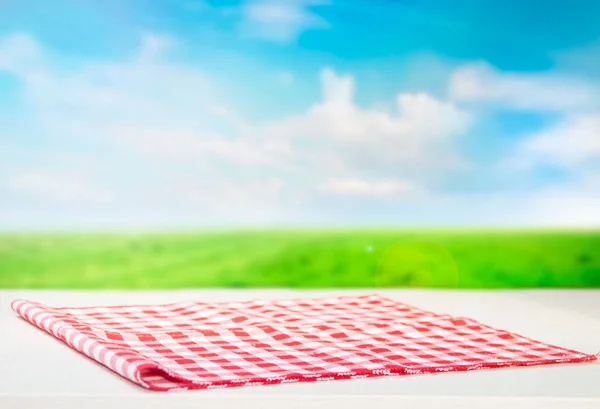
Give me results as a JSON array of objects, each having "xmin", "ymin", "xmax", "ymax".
[{"xmin": 0, "ymin": 229, "xmax": 599, "ymax": 289}]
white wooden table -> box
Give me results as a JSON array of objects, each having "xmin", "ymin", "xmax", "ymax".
[{"xmin": 1, "ymin": 289, "xmax": 599, "ymax": 408}]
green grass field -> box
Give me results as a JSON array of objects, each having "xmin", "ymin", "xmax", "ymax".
[{"xmin": 1, "ymin": 229, "xmax": 599, "ymax": 288}]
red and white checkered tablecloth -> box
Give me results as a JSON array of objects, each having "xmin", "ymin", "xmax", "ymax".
[{"xmin": 11, "ymin": 294, "xmax": 597, "ymax": 391}]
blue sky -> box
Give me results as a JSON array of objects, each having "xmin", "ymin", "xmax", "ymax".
[{"xmin": 1, "ymin": 0, "xmax": 599, "ymax": 229}]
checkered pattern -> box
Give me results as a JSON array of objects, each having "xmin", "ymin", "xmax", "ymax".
[{"xmin": 11, "ymin": 294, "xmax": 596, "ymax": 391}]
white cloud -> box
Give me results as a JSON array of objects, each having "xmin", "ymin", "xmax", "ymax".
[
  {"xmin": 2, "ymin": 33, "xmax": 246, "ymax": 157},
  {"xmin": 519, "ymin": 114, "xmax": 600, "ymax": 167},
  {"xmin": 319, "ymin": 178, "xmax": 417, "ymax": 196},
  {"xmin": 259, "ymin": 67, "xmax": 472, "ymax": 175},
  {"xmin": 240, "ymin": 0, "xmax": 329, "ymax": 42},
  {"xmin": 0, "ymin": 33, "xmax": 299, "ymax": 172},
  {"xmin": 1, "ymin": 30, "xmax": 475, "ymax": 227},
  {"xmin": 323, "ymin": 68, "xmax": 472, "ymax": 146},
  {"xmin": 9, "ymin": 31, "xmax": 600, "ymax": 227},
  {"xmin": 107, "ymin": 65, "xmax": 471, "ymax": 177},
  {"xmin": 449, "ymin": 61, "xmax": 598, "ymax": 112},
  {"xmin": 1, "ymin": 33, "xmax": 215, "ymax": 127},
  {"xmin": 111, "ymin": 125, "xmax": 294, "ymax": 167},
  {"xmin": 6, "ymin": 171, "xmax": 112, "ymax": 203},
  {"xmin": 449, "ymin": 61, "xmax": 600, "ymax": 174}
]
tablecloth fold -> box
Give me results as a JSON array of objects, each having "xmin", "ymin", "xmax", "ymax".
[{"xmin": 11, "ymin": 294, "xmax": 597, "ymax": 391}]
